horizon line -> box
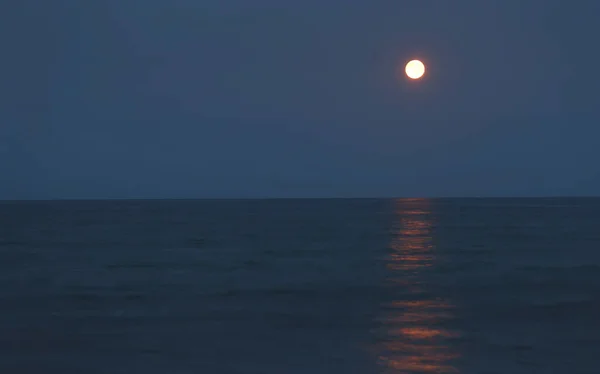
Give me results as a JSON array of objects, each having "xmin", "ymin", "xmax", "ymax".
[{"xmin": 2, "ymin": 196, "xmax": 600, "ymax": 202}]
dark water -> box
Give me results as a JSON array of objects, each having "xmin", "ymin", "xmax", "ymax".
[{"xmin": 1, "ymin": 198, "xmax": 600, "ymax": 373}]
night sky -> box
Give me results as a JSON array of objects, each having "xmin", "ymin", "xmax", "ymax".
[{"xmin": 2, "ymin": 1, "xmax": 600, "ymax": 199}]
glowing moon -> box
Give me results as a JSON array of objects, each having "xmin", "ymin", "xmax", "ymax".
[{"xmin": 405, "ymin": 60, "xmax": 425, "ymax": 79}]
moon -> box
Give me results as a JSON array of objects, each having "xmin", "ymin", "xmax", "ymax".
[{"xmin": 405, "ymin": 60, "xmax": 425, "ymax": 80}]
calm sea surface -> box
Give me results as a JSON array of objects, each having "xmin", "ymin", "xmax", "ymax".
[{"xmin": 1, "ymin": 198, "xmax": 600, "ymax": 373}]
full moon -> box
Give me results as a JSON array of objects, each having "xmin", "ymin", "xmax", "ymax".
[{"xmin": 405, "ymin": 60, "xmax": 425, "ymax": 79}]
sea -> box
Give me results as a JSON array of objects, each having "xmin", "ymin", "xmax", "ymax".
[{"xmin": 1, "ymin": 198, "xmax": 600, "ymax": 373}]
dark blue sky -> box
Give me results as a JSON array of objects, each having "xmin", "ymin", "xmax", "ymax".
[{"xmin": 2, "ymin": 1, "xmax": 600, "ymax": 199}]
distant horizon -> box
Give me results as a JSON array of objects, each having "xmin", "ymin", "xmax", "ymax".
[{"xmin": 3, "ymin": 195, "xmax": 600, "ymax": 202}]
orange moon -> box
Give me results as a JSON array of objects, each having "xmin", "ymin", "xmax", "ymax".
[{"xmin": 405, "ymin": 60, "xmax": 425, "ymax": 79}]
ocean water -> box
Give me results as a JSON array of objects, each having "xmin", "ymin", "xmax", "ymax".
[{"xmin": 1, "ymin": 198, "xmax": 600, "ymax": 373}]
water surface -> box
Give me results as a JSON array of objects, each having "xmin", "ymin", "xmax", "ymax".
[{"xmin": 1, "ymin": 198, "xmax": 599, "ymax": 373}]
